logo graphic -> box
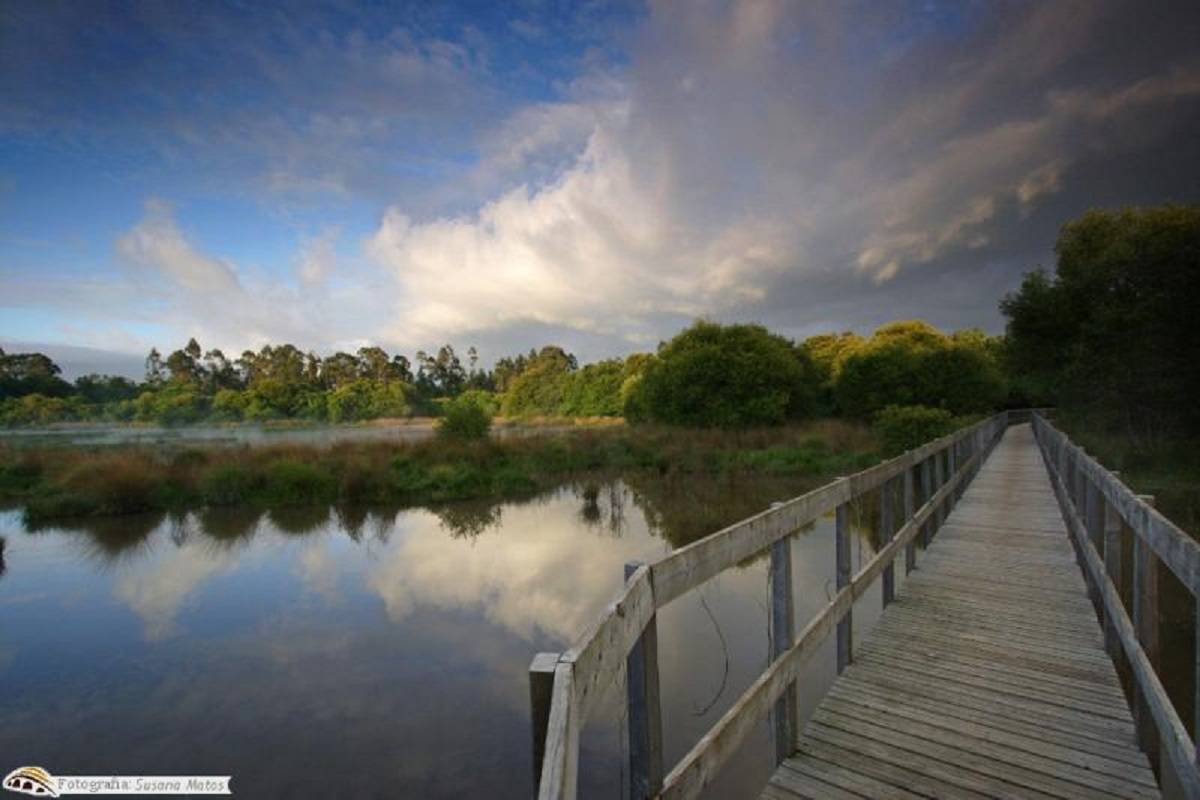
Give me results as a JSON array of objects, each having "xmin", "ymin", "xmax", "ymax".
[{"xmin": 3, "ymin": 767, "xmax": 58, "ymax": 797}]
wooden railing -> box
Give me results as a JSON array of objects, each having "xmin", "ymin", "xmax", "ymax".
[
  {"xmin": 529, "ymin": 411, "xmax": 1011, "ymax": 799},
  {"xmin": 1032, "ymin": 413, "xmax": 1200, "ymax": 799}
]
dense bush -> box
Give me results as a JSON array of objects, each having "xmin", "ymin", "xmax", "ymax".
[
  {"xmin": 835, "ymin": 321, "xmax": 1005, "ymax": 419},
  {"xmin": 872, "ymin": 405, "xmax": 956, "ymax": 456},
  {"xmin": 437, "ymin": 394, "xmax": 492, "ymax": 440},
  {"xmin": 632, "ymin": 321, "xmax": 815, "ymax": 428}
]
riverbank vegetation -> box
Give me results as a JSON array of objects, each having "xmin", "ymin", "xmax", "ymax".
[{"xmin": 0, "ymin": 421, "xmax": 879, "ymax": 524}]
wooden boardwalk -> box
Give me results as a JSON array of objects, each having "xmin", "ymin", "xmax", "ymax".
[{"xmin": 764, "ymin": 424, "xmax": 1161, "ymax": 800}]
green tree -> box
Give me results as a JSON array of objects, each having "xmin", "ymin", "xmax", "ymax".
[
  {"xmin": 1002, "ymin": 205, "xmax": 1200, "ymax": 439},
  {"xmin": 632, "ymin": 321, "xmax": 810, "ymax": 428}
]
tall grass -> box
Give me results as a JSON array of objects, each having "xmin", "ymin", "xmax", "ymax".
[{"xmin": 0, "ymin": 420, "xmax": 879, "ymax": 522}]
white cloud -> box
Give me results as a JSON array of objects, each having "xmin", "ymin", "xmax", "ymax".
[
  {"xmin": 116, "ymin": 199, "xmax": 242, "ymax": 294},
  {"xmin": 297, "ymin": 228, "xmax": 339, "ymax": 286}
]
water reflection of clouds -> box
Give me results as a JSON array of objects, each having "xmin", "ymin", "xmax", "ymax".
[
  {"xmin": 114, "ymin": 537, "xmax": 239, "ymax": 640},
  {"xmin": 368, "ymin": 495, "xmax": 667, "ymax": 643},
  {"xmin": 294, "ymin": 539, "xmax": 340, "ymax": 602}
]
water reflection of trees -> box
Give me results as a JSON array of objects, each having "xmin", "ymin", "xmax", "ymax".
[
  {"xmin": 267, "ymin": 506, "xmax": 332, "ymax": 536},
  {"xmin": 433, "ymin": 500, "xmax": 503, "ymax": 540},
  {"xmin": 0, "ymin": 536, "xmax": 6, "ymax": 579},
  {"xmin": 621, "ymin": 472, "xmax": 823, "ymax": 549}
]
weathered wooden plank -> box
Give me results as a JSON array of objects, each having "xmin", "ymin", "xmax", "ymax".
[
  {"xmin": 793, "ymin": 734, "xmax": 997, "ymax": 800},
  {"xmin": 781, "ymin": 755, "xmax": 926, "ymax": 800},
  {"xmin": 561, "ymin": 564, "xmax": 655, "ymax": 723},
  {"xmin": 837, "ymin": 670, "xmax": 1138, "ymax": 744},
  {"xmin": 768, "ymin": 764, "xmax": 863, "ymax": 800},
  {"xmin": 768, "ymin": 537, "xmax": 797, "ymax": 765},
  {"xmin": 835, "ymin": 501, "xmax": 851, "ymax": 673},
  {"xmin": 821, "ymin": 696, "xmax": 1158, "ymax": 792},
  {"xmin": 530, "ymin": 652, "xmax": 559, "ymax": 792},
  {"xmin": 806, "ymin": 721, "xmax": 1070, "ymax": 799},
  {"xmin": 814, "ymin": 709, "xmax": 1150, "ymax": 799},
  {"xmin": 537, "ymin": 662, "xmax": 578, "ymax": 800},
  {"xmin": 828, "ymin": 679, "xmax": 1151, "ymax": 768}
]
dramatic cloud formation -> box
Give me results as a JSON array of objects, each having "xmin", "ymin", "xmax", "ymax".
[
  {"xmin": 2, "ymin": 1, "xmax": 1198, "ymax": 364},
  {"xmin": 363, "ymin": 0, "xmax": 1200, "ymax": 352}
]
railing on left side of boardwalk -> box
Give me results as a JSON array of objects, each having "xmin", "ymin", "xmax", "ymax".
[
  {"xmin": 530, "ymin": 412, "xmax": 1012, "ymax": 800},
  {"xmin": 1033, "ymin": 412, "xmax": 1200, "ymax": 799}
]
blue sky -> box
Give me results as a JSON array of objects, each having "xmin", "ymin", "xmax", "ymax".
[{"xmin": 2, "ymin": 0, "xmax": 1199, "ymax": 377}]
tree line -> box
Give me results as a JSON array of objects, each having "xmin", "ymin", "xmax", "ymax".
[
  {"xmin": 0, "ymin": 320, "xmax": 1005, "ymax": 429},
  {"xmin": 3, "ymin": 204, "xmax": 1195, "ymax": 440}
]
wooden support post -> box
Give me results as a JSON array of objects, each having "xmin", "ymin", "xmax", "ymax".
[
  {"xmin": 881, "ymin": 477, "xmax": 895, "ymax": 607},
  {"xmin": 904, "ymin": 465, "xmax": 916, "ymax": 575},
  {"xmin": 835, "ymin": 500, "xmax": 852, "ymax": 673},
  {"xmin": 920, "ymin": 458, "xmax": 933, "ymax": 548},
  {"xmin": 530, "ymin": 652, "xmax": 559, "ymax": 794},
  {"xmin": 768, "ymin": 535, "xmax": 797, "ymax": 764},
  {"xmin": 1103, "ymin": 474, "xmax": 1122, "ymax": 661},
  {"xmin": 1132, "ymin": 496, "xmax": 1160, "ymax": 764},
  {"xmin": 624, "ymin": 561, "xmax": 663, "ymax": 799},
  {"xmin": 932, "ymin": 452, "xmax": 945, "ymax": 535},
  {"xmin": 1085, "ymin": 478, "xmax": 1103, "ymax": 615}
]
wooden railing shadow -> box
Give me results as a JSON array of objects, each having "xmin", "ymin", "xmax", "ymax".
[
  {"xmin": 530, "ymin": 412, "xmax": 1010, "ymax": 800},
  {"xmin": 1033, "ymin": 412, "xmax": 1200, "ymax": 799}
]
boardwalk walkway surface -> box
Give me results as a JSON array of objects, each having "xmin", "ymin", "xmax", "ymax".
[{"xmin": 763, "ymin": 423, "xmax": 1162, "ymax": 800}]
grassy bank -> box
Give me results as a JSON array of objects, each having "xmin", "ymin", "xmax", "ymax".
[{"xmin": 0, "ymin": 420, "xmax": 878, "ymax": 523}]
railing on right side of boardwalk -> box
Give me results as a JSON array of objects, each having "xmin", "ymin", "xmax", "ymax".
[
  {"xmin": 1033, "ymin": 412, "xmax": 1200, "ymax": 798},
  {"xmin": 529, "ymin": 411, "xmax": 1011, "ymax": 800}
]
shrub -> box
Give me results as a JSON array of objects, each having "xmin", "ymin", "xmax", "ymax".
[
  {"xmin": 264, "ymin": 459, "xmax": 336, "ymax": 504},
  {"xmin": 201, "ymin": 464, "xmax": 257, "ymax": 505},
  {"xmin": 438, "ymin": 395, "xmax": 492, "ymax": 440},
  {"xmin": 632, "ymin": 321, "xmax": 812, "ymax": 428},
  {"xmin": 873, "ymin": 405, "xmax": 956, "ymax": 456}
]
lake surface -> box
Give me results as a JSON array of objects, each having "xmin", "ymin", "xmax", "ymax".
[{"xmin": 0, "ymin": 476, "xmax": 900, "ymax": 798}]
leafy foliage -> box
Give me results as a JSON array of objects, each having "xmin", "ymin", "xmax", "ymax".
[
  {"xmin": 437, "ymin": 394, "xmax": 493, "ymax": 440},
  {"xmin": 1002, "ymin": 205, "xmax": 1200, "ymax": 441},
  {"xmin": 631, "ymin": 321, "xmax": 815, "ymax": 428},
  {"xmin": 872, "ymin": 405, "xmax": 956, "ymax": 456}
]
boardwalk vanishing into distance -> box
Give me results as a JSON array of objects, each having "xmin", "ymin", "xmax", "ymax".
[
  {"xmin": 765, "ymin": 424, "xmax": 1159, "ymax": 799},
  {"xmin": 531, "ymin": 413, "xmax": 1200, "ymax": 799}
]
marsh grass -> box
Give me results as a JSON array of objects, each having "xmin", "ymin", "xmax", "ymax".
[{"xmin": 0, "ymin": 419, "xmax": 879, "ymax": 523}]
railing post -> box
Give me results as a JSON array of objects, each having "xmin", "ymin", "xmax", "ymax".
[
  {"xmin": 530, "ymin": 652, "xmax": 559, "ymax": 794},
  {"xmin": 920, "ymin": 457, "xmax": 933, "ymax": 548},
  {"xmin": 1085, "ymin": 477, "xmax": 1103, "ymax": 615},
  {"xmin": 1132, "ymin": 496, "xmax": 1160, "ymax": 765},
  {"xmin": 769, "ymin": 533, "xmax": 797, "ymax": 764},
  {"xmin": 836, "ymin": 498, "xmax": 852, "ymax": 673},
  {"xmin": 1103, "ymin": 474, "xmax": 1122, "ymax": 661},
  {"xmin": 881, "ymin": 477, "xmax": 895, "ymax": 607},
  {"xmin": 932, "ymin": 451, "xmax": 945, "ymax": 536},
  {"xmin": 904, "ymin": 464, "xmax": 916, "ymax": 574},
  {"xmin": 624, "ymin": 561, "xmax": 663, "ymax": 799}
]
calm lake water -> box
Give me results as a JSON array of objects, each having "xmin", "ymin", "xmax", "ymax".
[{"xmin": 0, "ymin": 475, "xmax": 900, "ymax": 799}]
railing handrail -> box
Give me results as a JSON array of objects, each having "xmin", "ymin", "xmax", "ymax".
[
  {"xmin": 533, "ymin": 411, "xmax": 1010, "ymax": 799},
  {"xmin": 1032, "ymin": 412, "xmax": 1200, "ymax": 798}
]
